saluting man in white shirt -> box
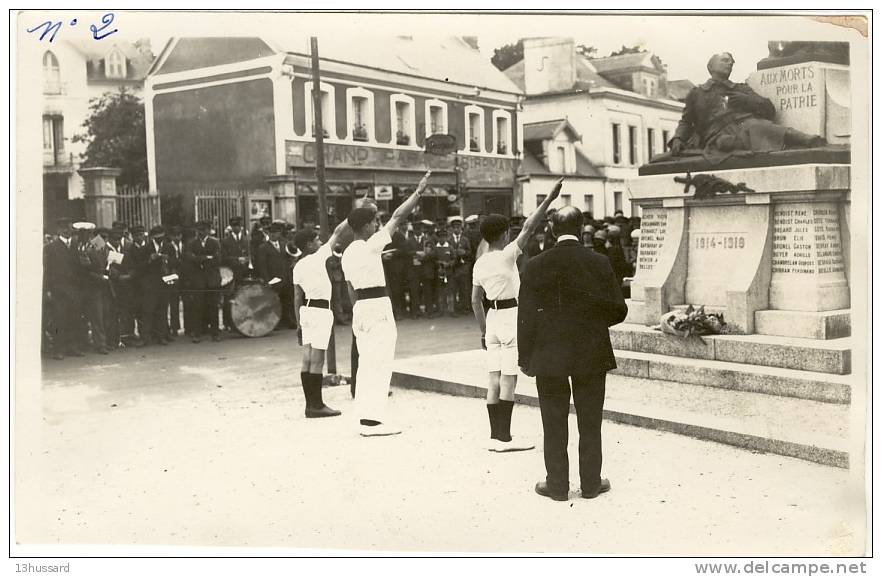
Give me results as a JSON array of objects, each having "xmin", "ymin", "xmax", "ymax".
[
  {"xmin": 471, "ymin": 177, "xmax": 563, "ymax": 452},
  {"xmin": 292, "ymin": 219, "xmax": 349, "ymax": 419},
  {"xmin": 342, "ymin": 170, "xmax": 432, "ymax": 437}
]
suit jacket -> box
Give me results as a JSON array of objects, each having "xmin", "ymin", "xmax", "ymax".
[
  {"xmin": 518, "ymin": 239, "xmax": 628, "ymax": 377},
  {"xmin": 221, "ymin": 232, "xmax": 250, "ymax": 277},
  {"xmin": 133, "ymin": 240, "xmax": 168, "ymax": 288},
  {"xmin": 162, "ymin": 240, "xmax": 184, "ymax": 274},
  {"xmin": 255, "ymin": 240, "xmax": 289, "ymax": 287},
  {"xmin": 448, "ymin": 232, "xmax": 472, "ymax": 275},
  {"xmin": 43, "ymin": 238, "xmax": 80, "ymax": 296},
  {"xmin": 182, "ymin": 236, "xmax": 222, "ymax": 288}
]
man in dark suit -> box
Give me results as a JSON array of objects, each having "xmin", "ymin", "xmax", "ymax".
[
  {"xmin": 162, "ymin": 226, "xmax": 185, "ymax": 338},
  {"xmin": 518, "ymin": 206, "xmax": 628, "ymax": 501},
  {"xmin": 182, "ymin": 221, "xmax": 222, "ymax": 342},
  {"xmin": 132, "ymin": 226, "xmax": 171, "ymax": 347},
  {"xmin": 221, "ymin": 216, "xmax": 250, "ymax": 330},
  {"xmin": 255, "ymin": 221, "xmax": 294, "ymax": 328},
  {"xmin": 43, "ymin": 218, "xmax": 85, "ymax": 360}
]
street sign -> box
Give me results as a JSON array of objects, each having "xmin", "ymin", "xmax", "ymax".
[
  {"xmin": 374, "ymin": 185, "xmax": 393, "ymax": 200},
  {"xmin": 425, "ymin": 133, "xmax": 458, "ymax": 156}
]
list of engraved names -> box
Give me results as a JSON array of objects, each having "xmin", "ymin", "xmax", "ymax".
[{"xmin": 771, "ymin": 203, "xmax": 844, "ymax": 275}]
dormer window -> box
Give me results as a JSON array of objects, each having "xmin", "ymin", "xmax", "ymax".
[
  {"xmin": 105, "ymin": 48, "xmax": 126, "ymax": 79},
  {"xmin": 42, "ymin": 51, "xmax": 60, "ymax": 94}
]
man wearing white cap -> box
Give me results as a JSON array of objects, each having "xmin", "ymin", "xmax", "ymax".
[{"xmin": 343, "ymin": 171, "xmax": 432, "ymax": 436}]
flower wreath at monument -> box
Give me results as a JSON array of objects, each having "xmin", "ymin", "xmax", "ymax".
[{"xmin": 655, "ymin": 305, "xmax": 740, "ymax": 338}]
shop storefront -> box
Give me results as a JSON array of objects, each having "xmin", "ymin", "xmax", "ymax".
[{"xmin": 286, "ymin": 140, "xmax": 516, "ymax": 226}]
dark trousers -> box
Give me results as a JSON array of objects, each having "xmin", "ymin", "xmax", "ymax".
[
  {"xmin": 450, "ymin": 269, "xmax": 471, "ymax": 313},
  {"xmin": 87, "ymin": 285, "xmax": 113, "ymax": 349},
  {"xmin": 49, "ymin": 288, "xmax": 82, "ymax": 355},
  {"xmin": 408, "ymin": 277, "xmax": 435, "ymax": 316},
  {"xmin": 536, "ymin": 372, "xmax": 607, "ymax": 493},
  {"xmin": 350, "ymin": 331, "xmax": 359, "ymax": 398},
  {"xmin": 186, "ymin": 282, "xmax": 219, "ymax": 338},
  {"xmin": 139, "ymin": 279, "xmax": 170, "ymax": 342},
  {"xmin": 385, "ymin": 267, "xmax": 406, "ymax": 316},
  {"xmin": 168, "ymin": 285, "xmax": 182, "ymax": 333}
]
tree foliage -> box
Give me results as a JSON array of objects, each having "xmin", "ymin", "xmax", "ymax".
[
  {"xmin": 609, "ymin": 45, "xmax": 646, "ymax": 57},
  {"xmin": 491, "ymin": 40, "xmax": 524, "ymax": 71},
  {"xmin": 576, "ymin": 44, "xmax": 598, "ymax": 58},
  {"xmin": 72, "ymin": 87, "xmax": 147, "ymax": 187}
]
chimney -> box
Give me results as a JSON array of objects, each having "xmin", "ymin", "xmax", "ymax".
[
  {"xmin": 522, "ymin": 37, "xmax": 575, "ymax": 95},
  {"xmin": 462, "ymin": 36, "xmax": 479, "ymax": 50}
]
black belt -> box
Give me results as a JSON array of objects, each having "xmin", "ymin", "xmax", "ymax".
[
  {"xmin": 305, "ymin": 299, "xmax": 330, "ymax": 309},
  {"xmin": 356, "ymin": 286, "xmax": 388, "ymax": 300},
  {"xmin": 484, "ymin": 297, "xmax": 517, "ymax": 310}
]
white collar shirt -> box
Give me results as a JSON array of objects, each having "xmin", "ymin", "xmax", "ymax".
[
  {"xmin": 292, "ymin": 243, "xmax": 333, "ymax": 299},
  {"xmin": 472, "ymin": 240, "xmax": 522, "ymax": 301},
  {"xmin": 342, "ymin": 228, "xmax": 392, "ymax": 290}
]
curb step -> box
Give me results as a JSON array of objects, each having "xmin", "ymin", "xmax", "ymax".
[
  {"xmin": 612, "ymin": 349, "xmax": 852, "ymax": 404},
  {"xmin": 392, "ymin": 349, "xmax": 851, "ymax": 469}
]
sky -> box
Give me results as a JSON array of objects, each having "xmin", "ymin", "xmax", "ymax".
[{"xmin": 19, "ymin": 10, "xmax": 866, "ymax": 85}]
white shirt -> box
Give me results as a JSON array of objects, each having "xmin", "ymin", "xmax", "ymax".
[
  {"xmin": 342, "ymin": 228, "xmax": 392, "ymax": 290},
  {"xmin": 292, "ymin": 243, "xmax": 333, "ymax": 300},
  {"xmin": 472, "ymin": 241, "xmax": 522, "ymax": 300}
]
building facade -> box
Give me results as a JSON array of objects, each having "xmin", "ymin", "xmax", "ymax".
[
  {"xmin": 504, "ymin": 38, "xmax": 688, "ymax": 217},
  {"xmin": 41, "ymin": 40, "xmax": 153, "ymax": 223},
  {"xmin": 519, "ymin": 118, "xmax": 606, "ymax": 214},
  {"xmin": 145, "ymin": 36, "xmax": 524, "ymax": 227}
]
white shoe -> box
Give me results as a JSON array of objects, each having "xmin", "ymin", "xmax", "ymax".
[
  {"xmin": 490, "ymin": 437, "xmax": 535, "ymax": 452},
  {"xmin": 359, "ymin": 423, "xmax": 402, "ymax": 437}
]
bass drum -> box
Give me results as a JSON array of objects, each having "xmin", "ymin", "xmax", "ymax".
[{"xmin": 230, "ymin": 280, "xmax": 281, "ymax": 338}]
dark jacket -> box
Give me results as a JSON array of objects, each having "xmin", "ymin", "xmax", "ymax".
[
  {"xmin": 43, "ymin": 237, "xmax": 80, "ymax": 296},
  {"xmin": 518, "ymin": 239, "xmax": 628, "ymax": 377},
  {"xmin": 254, "ymin": 240, "xmax": 290, "ymax": 287},
  {"xmin": 182, "ymin": 236, "xmax": 222, "ymax": 289},
  {"xmin": 221, "ymin": 232, "xmax": 250, "ymax": 277}
]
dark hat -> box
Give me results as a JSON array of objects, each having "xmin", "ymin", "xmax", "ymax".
[
  {"xmin": 95, "ymin": 227, "xmax": 110, "ymax": 236},
  {"xmin": 229, "ymin": 216, "xmax": 243, "ymax": 226},
  {"xmin": 259, "ymin": 216, "xmax": 272, "ymax": 225},
  {"xmin": 480, "ymin": 214, "xmax": 509, "ymax": 243},
  {"xmin": 269, "ymin": 222, "xmax": 286, "ymax": 233},
  {"xmin": 168, "ymin": 225, "xmax": 182, "ymax": 235},
  {"xmin": 109, "ymin": 227, "xmax": 123, "ymax": 237},
  {"xmin": 195, "ymin": 220, "xmax": 211, "ymax": 231},
  {"xmin": 347, "ymin": 206, "xmax": 378, "ymax": 230},
  {"xmin": 293, "ymin": 229, "xmax": 318, "ymax": 251},
  {"xmin": 54, "ymin": 217, "xmax": 72, "ymax": 229},
  {"xmin": 130, "ymin": 224, "xmax": 146, "ymax": 234},
  {"xmin": 111, "ymin": 220, "xmax": 127, "ymax": 229},
  {"xmin": 149, "ymin": 225, "xmax": 166, "ymax": 237}
]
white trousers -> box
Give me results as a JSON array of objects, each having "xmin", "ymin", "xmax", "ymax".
[{"xmin": 352, "ymin": 297, "xmax": 397, "ymax": 422}]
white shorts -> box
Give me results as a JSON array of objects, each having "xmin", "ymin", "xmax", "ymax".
[
  {"xmin": 485, "ymin": 306, "xmax": 518, "ymax": 375},
  {"xmin": 299, "ymin": 305, "xmax": 334, "ymax": 350}
]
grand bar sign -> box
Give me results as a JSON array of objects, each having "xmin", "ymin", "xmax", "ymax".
[{"xmin": 286, "ymin": 140, "xmax": 515, "ymax": 187}]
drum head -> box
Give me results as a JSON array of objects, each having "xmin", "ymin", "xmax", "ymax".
[
  {"xmin": 231, "ymin": 283, "xmax": 281, "ymax": 337},
  {"xmin": 219, "ymin": 266, "xmax": 235, "ymax": 287}
]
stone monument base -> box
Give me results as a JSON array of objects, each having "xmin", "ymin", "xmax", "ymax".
[{"xmin": 755, "ymin": 308, "xmax": 851, "ymax": 340}]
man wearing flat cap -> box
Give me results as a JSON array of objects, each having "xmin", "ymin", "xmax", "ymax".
[
  {"xmin": 43, "ymin": 217, "xmax": 85, "ymax": 359},
  {"xmin": 342, "ymin": 170, "xmax": 432, "ymax": 437},
  {"xmin": 183, "ymin": 221, "xmax": 222, "ymax": 343},
  {"xmin": 255, "ymin": 221, "xmax": 296, "ymax": 329}
]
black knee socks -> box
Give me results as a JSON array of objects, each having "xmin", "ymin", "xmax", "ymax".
[
  {"xmin": 487, "ymin": 403, "xmax": 499, "ymax": 439},
  {"xmin": 496, "ymin": 400, "xmax": 514, "ymax": 442},
  {"xmin": 300, "ymin": 371, "xmax": 313, "ymax": 408},
  {"xmin": 301, "ymin": 372, "xmax": 325, "ymax": 409}
]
